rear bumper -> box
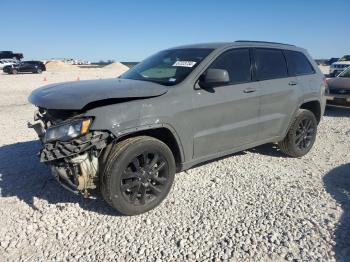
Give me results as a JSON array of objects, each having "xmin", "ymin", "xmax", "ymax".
[{"xmin": 326, "ymin": 94, "xmax": 350, "ymax": 106}]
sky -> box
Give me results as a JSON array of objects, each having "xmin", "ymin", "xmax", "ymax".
[{"xmin": 1, "ymin": 0, "xmax": 349, "ymax": 62}]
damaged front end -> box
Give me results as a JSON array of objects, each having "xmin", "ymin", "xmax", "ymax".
[{"xmin": 28, "ymin": 108, "xmax": 113, "ymax": 197}]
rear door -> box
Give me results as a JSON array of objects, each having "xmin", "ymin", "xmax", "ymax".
[
  {"xmin": 19, "ymin": 62, "xmax": 31, "ymax": 72},
  {"xmin": 191, "ymin": 48, "xmax": 261, "ymax": 158},
  {"xmin": 253, "ymin": 48, "xmax": 300, "ymax": 140},
  {"xmin": 284, "ymin": 50, "xmax": 318, "ymax": 93}
]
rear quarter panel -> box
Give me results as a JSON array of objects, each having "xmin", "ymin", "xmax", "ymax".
[
  {"xmin": 298, "ymin": 50, "xmax": 326, "ymax": 116},
  {"xmin": 280, "ymin": 50, "xmax": 326, "ymax": 138}
]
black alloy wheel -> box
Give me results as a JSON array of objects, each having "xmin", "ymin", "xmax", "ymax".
[
  {"xmin": 278, "ymin": 109, "xmax": 317, "ymax": 157},
  {"xmin": 121, "ymin": 151, "xmax": 169, "ymax": 205},
  {"xmin": 294, "ymin": 118, "xmax": 315, "ymax": 150},
  {"xmin": 101, "ymin": 136, "xmax": 176, "ymax": 215}
]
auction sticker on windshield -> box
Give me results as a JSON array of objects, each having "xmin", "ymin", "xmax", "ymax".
[{"xmin": 172, "ymin": 61, "xmax": 197, "ymax": 67}]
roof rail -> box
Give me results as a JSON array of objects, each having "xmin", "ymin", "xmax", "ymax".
[{"xmin": 235, "ymin": 40, "xmax": 295, "ymax": 47}]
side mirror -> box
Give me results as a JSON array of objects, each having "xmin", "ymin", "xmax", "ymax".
[{"xmin": 200, "ymin": 68, "xmax": 230, "ymax": 88}]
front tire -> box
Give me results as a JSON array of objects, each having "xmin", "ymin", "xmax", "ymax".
[
  {"xmin": 101, "ymin": 136, "xmax": 176, "ymax": 215},
  {"xmin": 278, "ymin": 109, "xmax": 317, "ymax": 157}
]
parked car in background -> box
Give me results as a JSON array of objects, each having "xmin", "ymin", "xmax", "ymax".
[
  {"xmin": 326, "ymin": 66, "xmax": 350, "ymax": 107},
  {"xmin": 329, "ymin": 55, "xmax": 350, "ymax": 77},
  {"xmin": 0, "ymin": 59, "xmax": 17, "ymax": 69},
  {"xmin": 315, "ymin": 58, "xmax": 340, "ymax": 66},
  {"xmin": 0, "ymin": 51, "xmax": 23, "ymax": 60},
  {"xmin": 3, "ymin": 61, "xmax": 46, "ymax": 74},
  {"xmin": 327, "ymin": 57, "xmax": 340, "ymax": 66},
  {"xmin": 28, "ymin": 41, "xmax": 326, "ymax": 215}
]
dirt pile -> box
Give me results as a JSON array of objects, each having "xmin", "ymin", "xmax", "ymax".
[
  {"xmin": 45, "ymin": 61, "xmax": 77, "ymax": 71},
  {"xmin": 318, "ymin": 65, "xmax": 330, "ymax": 75},
  {"xmin": 103, "ymin": 62, "xmax": 129, "ymax": 72}
]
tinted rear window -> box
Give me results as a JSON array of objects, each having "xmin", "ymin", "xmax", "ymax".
[
  {"xmin": 284, "ymin": 50, "xmax": 314, "ymax": 76},
  {"xmin": 255, "ymin": 49, "xmax": 288, "ymax": 80},
  {"xmin": 209, "ymin": 48, "xmax": 251, "ymax": 84}
]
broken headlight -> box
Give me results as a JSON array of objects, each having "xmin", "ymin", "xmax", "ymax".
[{"xmin": 44, "ymin": 118, "xmax": 92, "ymax": 143}]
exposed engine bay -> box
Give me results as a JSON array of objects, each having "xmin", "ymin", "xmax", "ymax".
[{"xmin": 29, "ymin": 108, "xmax": 113, "ymax": 197}]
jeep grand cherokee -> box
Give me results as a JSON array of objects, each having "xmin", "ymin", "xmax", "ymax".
[{"xmin": 28, "ymin": 41, "xmax": 326, "ymax": 215}]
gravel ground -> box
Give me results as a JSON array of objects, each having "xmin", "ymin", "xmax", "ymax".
[{"xmin": 0, "ymin": 71, "xmax": 349, "ymax": 261}]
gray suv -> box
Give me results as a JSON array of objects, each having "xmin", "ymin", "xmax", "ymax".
[{"xmin": 28, "ymin": 41, "xmax": 326, "ymax": 215}]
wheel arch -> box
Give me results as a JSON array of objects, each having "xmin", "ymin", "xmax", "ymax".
[
  {"xmin": 299, "ymin": 100, "xmax": 321, "ymax": 123},
  {"xmin": 279, "ymin": 99, "xmax": 322, "ymax": 141},
  {"xmin": 114, "ymin": 126, "xmax": 184, "ymax": 171}
]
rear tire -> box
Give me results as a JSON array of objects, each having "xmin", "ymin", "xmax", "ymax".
[
  {"xmin": 100, "ymin": 136, "xmax": 176, "ymax": 215},
  {"xmin": 278, "ymin": 109, "xmax": 317, "ymax": 157}
]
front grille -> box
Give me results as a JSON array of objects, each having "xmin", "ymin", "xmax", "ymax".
[
  {"xmin": 40, "ymin": 131, "xmax": 109, "ymax": 162},
  {"xmin": 335, "ymin": 64, "xmax": 349, "ymax": 69},
  {"xmin": 329, "ymin": 88, "xmax": 350, "ymax": 95}
]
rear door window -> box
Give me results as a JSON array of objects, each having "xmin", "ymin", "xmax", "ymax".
[
  {"xmin": 284, "ymin": 50, "xmax": 315, "ymax": 76},
  {"xmin": 209, "ymin": 48, "xmax": 251, "ymax": 84},
  {"xmin": 255, "ymin": 49, "xmax": 288, "ymax": 80}
]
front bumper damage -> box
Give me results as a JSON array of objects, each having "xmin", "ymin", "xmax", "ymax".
[
  {"xmin": 43, "ymin": 132, "xmax": 110, "ymax": 197},
  {"xmin": 50, "ymin": 152, "xmax": 99, "ymax": 196},
  {"xmin": 29, "ymin": 111, "xmax": 112, "ymax": 197},
  {"xmin": 40, "ymin": 131, "xmax": 109, "ymax": 162}
]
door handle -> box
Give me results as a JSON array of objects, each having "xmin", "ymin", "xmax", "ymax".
[
  {"xmin": 243, "ymin": 88, "xmax": 256, "ymax": 93},
  {"xmin": 288, "ymin": 81, "xmax": 298, "ymax": 86}
]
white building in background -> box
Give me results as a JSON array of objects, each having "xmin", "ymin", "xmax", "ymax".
[{"xmin": 43, "ymin": 58, "xmax": 91, "ymax": 65}]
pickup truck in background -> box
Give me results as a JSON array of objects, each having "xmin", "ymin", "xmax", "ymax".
[
  {"xmin": 329, "ymin": 55, "xmax": 350, "ymax": 77},
  {"xmin": 0, "ymin": 51, "xmax": 23, "ymax": 60}
]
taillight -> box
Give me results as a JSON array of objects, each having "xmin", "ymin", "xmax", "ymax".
[
  {"xmin": 323, "ymin": 77, "xmax": 329, "ymax": 95},
  {"xmin": 323, "ymin": 77, "xmax": 328, "ymax": 88}
]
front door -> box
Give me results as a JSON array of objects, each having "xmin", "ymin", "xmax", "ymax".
[{"xmin": 191, "ymin": 48, "xmax": 261, "ymax": 159}]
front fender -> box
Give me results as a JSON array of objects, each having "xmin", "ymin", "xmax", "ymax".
[{"xmin": 87, "ymin": 100, "xmax": 142, "ymax": 134}]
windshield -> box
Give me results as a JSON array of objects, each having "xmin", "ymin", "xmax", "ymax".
[
  {"xmin": 339, "ymin": 55, "xmax": 350, "ymax": 62},
  {"xmin": 120, "ymin": 48, "xmax": 213, "ymax": 86},
  {"xmin": 339, "ymin": 67, "xmax": 350, "ymax": 78}
]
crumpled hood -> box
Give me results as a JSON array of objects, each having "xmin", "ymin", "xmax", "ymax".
[
  {"xmin": 327, "ymin": 77, "xmax": 350, "ymax": 90},
  {"xmin": 28, "ymin": 78, "xmax": 168, "ymax": 110}
]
